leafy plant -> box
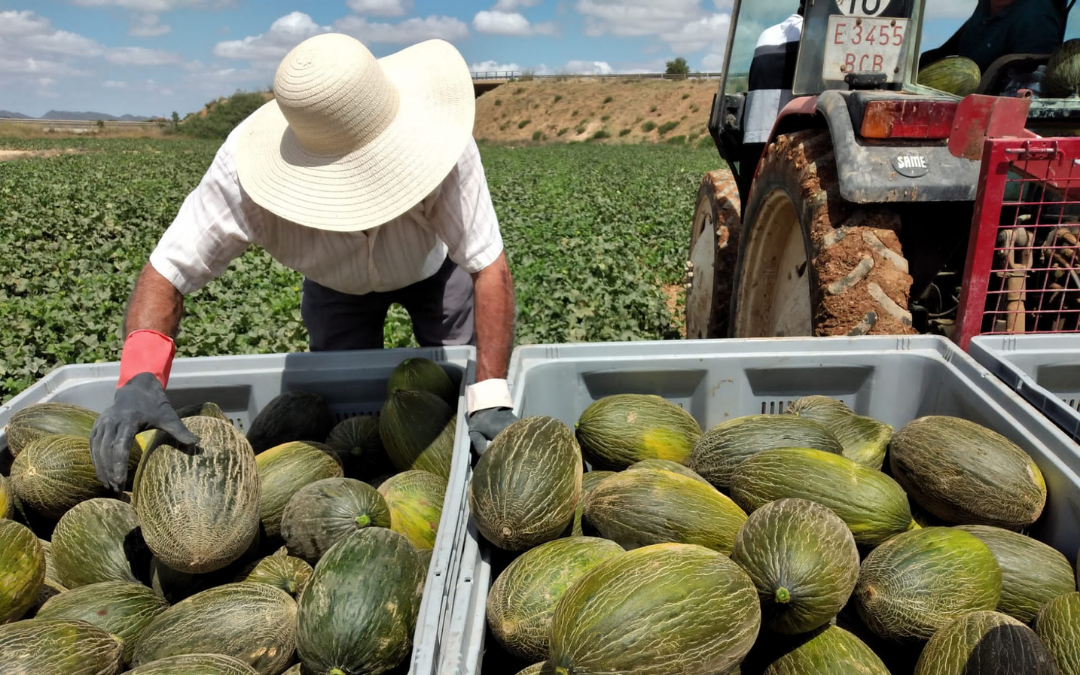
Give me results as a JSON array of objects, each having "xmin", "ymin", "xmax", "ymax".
[
  {"xmin": 690, "ymin": 104, "xmax": 699, "ymax": 113},
  {"xmin": 575, "ymin": 125, "xmax": 587, "ymax": 135},
  {"xmin": 666, "ymin": 135, "xmax": 686, "ymax": 145},
  {"xmin": 532, "ymin": 130, "xmax": 543, "ymax": 141},
  {"xmin": 514, "ymin": 87, "xmax": 526, "ymax": 94},
  {"xmin": 682, "ymin": 93, "xmax": 691, "ymax": 100},
  {"xmin": 657, "ymin": 121, "xmax": 680, "ymax": 135},
  {"xmin": 518, "ymin": 120, "xmax": 532, "ymax": 129},
  {"xmin": 495, "ymin": 99, "xmax": 503, "ymax": 106},
  {"xmin": 603, "ymin": 96, "xmax": 614, "ymax": 104},
  {"xmin": 666, "ymin": 57, "xmax": 690, "ymax": 76},
  {"xmin": 641, "ymin": 121, "xmax": 657, "ymax": 132},
  {"xmin": 591, "ymin": 130, "xmax": 611, "ymax": 140},
  {"xmin": 557, "ymin": 128, "xmax": 569, "ymax": 136},
  {"xmin": 601, "ymin": 115, "xmax": 611, "ymax": 122},
  {"xmin": 619, "ymin": 128, "xmax": 631, "ymax": 137},
  {"xmin": 650, "ymin": 106, "xmax": 658, "ymax": 113},
  {"xmin": 554, "ymin": 95, "xmax": 563, "ymax": 103}
]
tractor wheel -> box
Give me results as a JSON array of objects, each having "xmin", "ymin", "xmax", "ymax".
[
  {"xmin": 732, "ymin": 130, "xmax": 916, "ymax": 337},
  {"xmin": 686, "ymin": 169, "xmax": 742, "ymax": 339}
]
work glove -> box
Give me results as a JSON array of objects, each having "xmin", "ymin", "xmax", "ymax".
[{"xmin": 468, "ymin": 407, "xmax": 519, "ymax": 457}]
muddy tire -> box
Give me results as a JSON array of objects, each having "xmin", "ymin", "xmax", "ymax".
[
  {"xmin": 732, "ymin": 130, "xmax": 915, "ymax": 337},
  {"xmin": 686, "ymin": 169, "xmax": 743, "ymax": 339}
]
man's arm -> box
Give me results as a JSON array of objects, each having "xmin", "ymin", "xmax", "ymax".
[
  {"xmin": 470, "ymin": 251, "xmax": 515, "ymax": 382},
  {"xmin": 125, "ymin": 263, "xmax": 185, "ymax": 338}
]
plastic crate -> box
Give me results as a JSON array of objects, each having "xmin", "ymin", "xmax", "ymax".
[
  {"xmin": 440, "ymin": 336, "xmax": 1080, "ymax": 675},
  {"xmin": 0, "ymin": 347, "xmax": 476, "ymax": 675},
  {"xmin": 970, "ymin": 335, "xmax": 1080, "ymax": 444}
]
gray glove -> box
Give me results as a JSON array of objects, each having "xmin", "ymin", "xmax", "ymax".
[
  {"xmin": 468, "ymin": 408, "xmax": 518, "ymax": 457},
  {"xmin": 89, "ymin": 372, "xmax": 198, "ymax": 491}
]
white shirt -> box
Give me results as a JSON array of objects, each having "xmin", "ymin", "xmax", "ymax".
[
  {"xmin": 150, "ymin": 125, "xmax": 504, "ymax": 297},
  {"xmin": 743, "ymin": 14, "xmax": 804, "ymax": 144}
]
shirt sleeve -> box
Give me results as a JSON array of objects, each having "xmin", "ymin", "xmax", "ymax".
[
  {"xmin": 149, "ymin": 130, "xmax": 252, "ymax": 295},
  {"xmin": 430, "ymin": 137, "xmax": 505, "ymax": 274}
]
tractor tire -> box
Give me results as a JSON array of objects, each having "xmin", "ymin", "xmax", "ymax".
[
  {"xmin": 686, "ymin": 169, "xmax": 743, "ymax": 339},
  {"xmin": 731, "ymin": 129, "xmax": 916, "ymax": 337}
]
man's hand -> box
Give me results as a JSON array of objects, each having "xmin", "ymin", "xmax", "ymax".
[
  {"xmin": 89, "ymin": 372, "xmax": 198, "ymax": 491},
  {"xmin": 468, "ymin": 408, "xmax": 518, "ymax": 456}
]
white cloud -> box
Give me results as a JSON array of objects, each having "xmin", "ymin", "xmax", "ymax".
[
  {"xmin": 346, "ymin": 0, "xmax": 413, "ymax": 17},
  {"xmin": 925, "ymin": 0, "xmax": 977, "ymax": 19},
  {"xmin": 0, "ymin": 57, "xmax": 89, "ymax": 78},
  {"xmin": 471, "ymin": 60, "xmax": 523, "ymax": 73},
  {"xmin": 105, "ymin": 46, "xmax": 184, "ymax": 65},
  {"xmin": 0, "ymin": 10, "xmax": 52, "ymax": 36},
  {"xmin": 130, "ymin": 13, "xmax": 172, "ymax": 37},
  {"xmin": 23, "ymin": 30, "xmax": 106, "ymax": 57},
  {"xmin": 103, "ymin": 80, "xmax": 129, "ymax": 88},
  {"xmin": 213, "ymin": 12, "xmax": 326, "ymax": 64},
  {"xmin": 660, "ymin": 13, "xmax": 729, "ymax": 53},
  {"xmin": 559, "ymin": 59, "xmax": 614, "ymax": 75},
  {"xmin": 69, "ymin": 0, "xmax": 235, "ymax": 10},
  {"xmin": 332, "ymin": 15, "xmax": 471, "ymax": 43},
  {"xmin": 576, "ymin": 0, "xmax": 704, "ymax": 37},
  {"xmin": 493, "ymin": 0, "xmax": 543, "ymax": 10},
  {"xmin": 473, "ymin": 10, "xmax": 558, "ymax": 36}
]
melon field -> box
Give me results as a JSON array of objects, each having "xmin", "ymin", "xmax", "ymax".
[{"xmin": 0, "ymin": 136, "xmax": 720, "ymax": 404}]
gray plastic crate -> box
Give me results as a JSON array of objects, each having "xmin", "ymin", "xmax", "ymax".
[
  {"xmin": 0, "ymin": 347, "xmax": 476, "ymax": 675},
  {"xmin": 970, "ymin": 335, "xmax": 1080, "ymax": 444},
  {"xmin": 440, "ymin": 336, "xmax": 1080, "ymax": 675}
]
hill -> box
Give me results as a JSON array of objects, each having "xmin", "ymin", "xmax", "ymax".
[
  {"xmin": 473, "ymin": 78, "xmax": 718, "ymax": 147},
  {"xmin": 0, "ymin": 110, "xmax": 33, "ymax": 119},
  {"xmin": 40, "ymin": 111, "xmax": 152, "ymax": 122}
]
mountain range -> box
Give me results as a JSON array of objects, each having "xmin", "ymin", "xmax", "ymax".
[{"xmin": 0, "ymin": 110, "xmax": 152, "ymax": 121}]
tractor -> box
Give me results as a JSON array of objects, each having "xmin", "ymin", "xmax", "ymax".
[{"xmin": 687, "ymin": 0, "xmax": 1080, "ymax": 347}]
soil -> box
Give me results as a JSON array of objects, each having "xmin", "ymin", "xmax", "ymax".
[
  {"xmin": 0, "ymin": 149, "xmax": 85, "ymax": 162},
  {"xmin": 662, "ymin": 284, "xmax": 686, "ymax": 338}
]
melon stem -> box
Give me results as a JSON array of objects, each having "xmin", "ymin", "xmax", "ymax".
[
  {"xmin": 775, "ymin": 587, "xmax": 791, "ymax": 604},
  {"xmin": 356, "ymin": 515, "xmax": 371, "ymax": 527}
]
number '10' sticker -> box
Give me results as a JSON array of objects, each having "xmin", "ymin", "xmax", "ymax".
[{"xmin": 835, "ymin": 0, "xmax": 891, "ymax": 16}]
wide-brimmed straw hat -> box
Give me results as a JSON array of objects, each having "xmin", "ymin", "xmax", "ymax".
[{"xmin": 235, "ymin": 33, "xmax": 475, "ymax": 232}]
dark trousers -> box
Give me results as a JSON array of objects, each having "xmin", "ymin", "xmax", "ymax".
[
  {"xmin": 736, "ymin": 142, "xmax": 766, "ymax": 208},
  {"xmin": 301, "ymin": 257, "xmax": 476, "ymax": 351}
]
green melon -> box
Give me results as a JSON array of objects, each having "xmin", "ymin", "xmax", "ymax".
[
  {"xmin": 856, "ymin": 527, "xmax": 1002, "ymax": 642},
  {"xmin": 377, "ymin": 470, "xmax": 446, "ymax": 550},
  {"xmin": 283, "ymin": 665, "xmax": 301, "ymax": 675},
  {"xmin": 133, "ymin": 583, "xmax": 296, "ymax": 675},
  {"xmin": 626, "ymin": 458, "xmax": 709, "ymax": 484},
  {"xmin": 255, "ymin": 441, "xmax": 343, "ymax": 539},
  {"xmin": 731, "ymin": 498, "xmax": 859, "ymax": 635},
  {"xmin": 469, "ymin": 416, "xmax": 582, "ymax": 551},
  {"xmin": 1, "ymin": 473, "xmax": 12, "ymax": 519},
  {"xmin": 134, "ymin": 416, "xmax": 260, "ymax": 574},
  {"xmin": 1035, "ymin": 592, "xmax": 1080, "ymax": 675},
  {"xmin": 890, "ymin": 416, "xmax": 1046, "ymax": 530},
  {"xmin": 10, "ymin": 435, "xmax": 123, "ymax": 518},
  {"xmin": 584, "ymin": 468, "xmax": 746, "ymax": 554},
  {"xmin": 387, "ymin": 357, "xmax": 457, "ymax": 405},
  {"xmin": 550, "ymin": 543, "xmax": 760, "ymax": 675},
  {"xmin": 572, "ymin": 470, "xmax": 614, "ymax": 537},
  {"xmin": 246, "ymin": 390, "xmax": 335, "ymax": 454},
  {"xmin": 128, "ymin": 654, "xmax": 259, "ymax": 675},
  {"xmin": 729, "ymin": 447, "xmax": 916, "ymax": 547},
  {"xmin": 516, "ymin": 665, "xmax": 555, "ymax": 675},
  {"xmin": 4, "ymin": 402, "xmax": 99, "ymax": 457},
  {"xmin": 1048, "ymin": 40, "xmax": 1080, "ymax": 98},
  {"xmin": 280, "ymin": 477, "xmax": 391, "ymax": 563},
  {"xmin": 0, "ymin": 618, "xmax": 124, "ymax": 674},
  {"xmin": 956, "ymin": 525, "xmax": 1075, "ymax": 623},
  {"xmin": 37, "ymin": 581, "xmax": 169, "ymax": 664},
  {"xmin": 762, "ymin": 625, "xmax": 890, "ymax": 675},
  {"xmin": 52, "ymin": 498, "xmax": 147, "ymax": 588},
  {"xmin": 174, "ymin": 402, "xmax": 230, "ymax": 421},
  {"xmin": 239, "ymin": 553, "xmax": 313, "ymax": 599},
  {"xmin": 379, "ymin": 389, "xmax": 455, "ymax": 479},
  {"xmin": 784, "ymin": 396, "xmax": 892, "ymax": 469},
  {"xmin": 690, "ymin": 415, "xmax": 844, "ymax": 489},
  {"xmin": 918, "ymin": 56, "xmax": 982, "ymax": 97},
  {"xmin": 915, "ymin": 610, "xmax": 1057, "ymax": 674},
  {"xmin": 36, "ymin": 538, "xmax": 67, "ymax": 608},
  {"xmin": 296, "ymin": 528, "xmax": 425, "ymax": 675},
  {"xmin": 575, "ymin": 394, "xmax": 701, "ymax": 469},
  {"xmin": 325, "ymin": 415, "xmax": 394, "ymax": 481},
  {"xmin": 0, "ymin": 519, "xmax": 45, "ymax": 622},
  {"xmin": 487, "ymin": 537, "xmax": 624, "ymax": 662}
]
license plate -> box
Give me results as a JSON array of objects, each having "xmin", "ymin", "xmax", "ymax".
[{"xmin": 823, "ymin": 15, "xmax": 908, "ymax": 83}]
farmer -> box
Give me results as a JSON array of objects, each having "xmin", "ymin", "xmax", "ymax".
[
  {"xmin": 920, "ymin": 0, "xmax": 1064, "ymax": 73},
  {"xmin": 88, "ymin": 33, "xmax": 518, "ymax": 490}
]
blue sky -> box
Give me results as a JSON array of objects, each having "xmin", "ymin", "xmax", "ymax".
[{"xmin": 0, "ymin": 0, "xmax": 1063, "ymax": 118}]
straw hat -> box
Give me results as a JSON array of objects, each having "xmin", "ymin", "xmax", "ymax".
[{"xmin": 235, "ymin": 33, "xmax": 476, "ymax": 232}]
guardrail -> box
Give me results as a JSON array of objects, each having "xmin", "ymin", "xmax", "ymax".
[{"xmin": 470, "ymin": 71, "xmax": 724, "ymax": 81}]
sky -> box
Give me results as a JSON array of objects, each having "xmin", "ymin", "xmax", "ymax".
[{"xmin": 0, "ymin": 0, "xmax": 1064, "ymax": 118}]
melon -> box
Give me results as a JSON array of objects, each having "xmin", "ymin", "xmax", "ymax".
[
  {"xmin": 784, "ymin": 396, "xmax": 892, "ymax": 469},
  {"xmin": 516, "ymin": 665, "xmax": 555, "ymax": 675},
  {"xmin": 10, "ymin": 435, "xmax": 122, "ymax": 518},
  {"xmin": 918, "ymin": 56, "xmax": 982, "ymax": 97},
  {"xmin": 379, "ymin": 389, "xmax": 456, "ymax": 479},
  {"xmin": 729, "ymin": 447, "xmax": 916, "ymax": 547},
  {"xmin": 469, "ymin": 416, "xmax": 582, "ymax": 551},
  {"xmin": 550, "ymin": 543, "xmax": 760, "ymax": 675},
  {"xmin": 584, "ymin": 468, "xmax": 746, "ymax": 554},
  {"xmin": 0, "ymin": 618, "xmax": 124, "ymax": 675},
  {"xmin": 174, "ymin": 402, "xmax": 230, "ymax": 421},
  {"xmin": 37, "ymin": 581, "xmax": 169, "ymax": 664},
  {"xmin": 325, "ymin": 415, "xmax": 394, "ymax": 481},
  {"xmin": 571, "ymin": 470, "xmax": 614, "ymax": 537},
  {"xmin": 133, "ymin": 583, "xmax": 296, "ymax": 675},
  {"xmin": 1035, "ymin": 592, "xmax": 1080, "ymax": 675},
  {"xmin": 51, "ymin": 498, "xmax": 148, "ymax": 588},
  {"xmin": 486, "ymin": 537, "xmax": 623, "ymax": 662},
  {"xmin": 0, "ymin": 519, "xmax": 45, "ymax": 622},
  {"xmin": 762, "ymin": 625, "xmax": 890, "ymax": 675},
  {"xmin": 37, "ymin": 538, "xmax": 67, "ymax": 606},
  {"xmin": 4, "ymin": 402, "xmax": 98, "ymax": 457},
  {"xmin": 377, "ymin": 470, "xmax": 446, "ymax": 550},
  {"xmin": 255, "ymin": 441, "xmax": 343, "ymax": 538},
  {"xmin": 0, "ymin": 473, "xmax": 12, "ymax": 519},
  {"xmin": 731, "ymin": 498, "xmax": 859, "ymax": 635},
  {"xmin": 296, "ymin": 528, "xmax": 425, "ymax": 675},
  {"xmin": 626, "ymin": 458, "xmax": 709, "ymax": 484},
  {"xmin": 890, "ymin": 416, "xmax": 1046, "ymax": 530},
  {"xmin": 957, "ymin": 524, "xmax": 1075, "ymax": 623},
  {"xmin": 1045, "ymin": 39, "xmax": 1080, "ymax": 98},
  {"xmin": 128, "ymin": 654, "xmax": 259, "ymax": 675},
  {"xmin": 134, "ymin": 416, "xmax": 260, "ymax": 574},
  {"xmin": 690, "ymin": 415, "xmax": 843, "ymax": 489},
  {"xmin": 856, "ymin": 527, "xmax": 1002, "ymax": 642},
  {"xmin": 387, "ymin": 357, "xmax": 457, "ymax": 405},
  {"xmin": 914, "ymin": 610, "xmax": 1057, "ymax": 674},
  {"xmin": 239, "ymin": 553, "xmax": 313, "ymax": 599},
  {"xmin": 246, "ymin": 390, "xmax": 335, "ymax": 453},
  {"xmin": 575, "ymin": 394, "xmax": 701, "ymax": 469},
  {"xmin": 280, "ymin": 477, "xmax": 391, "ymax": 563}
]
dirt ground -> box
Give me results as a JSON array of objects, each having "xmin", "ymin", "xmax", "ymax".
[{"xmin": 0, "ymin": 149, "xmax": 85, "ymax": 162}]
